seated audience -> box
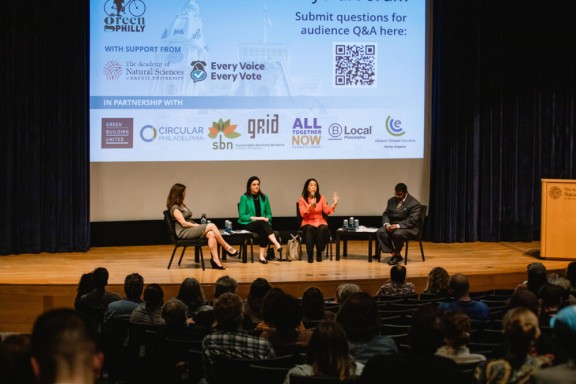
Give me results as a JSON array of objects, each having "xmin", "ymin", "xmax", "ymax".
[
  {"xmin": 376, "ymin": 265, "xmax": 416, "ymax": 297},
  {"xmin": 0, "ymin": 333, "xmax": 35, "ymax": 384},
  {"xmin": 176, "ymin": 277, "xmax": 212, "ymax": 318},
  {"xmin": 516, "ymin": 262, "xmax": 548, "ymax": 296},
  {"xmin": 129, "ymin": 283, "xmax": 165, "ymax": 326},
  {"xmin": 284, "ymin": 321, "xmax": 363, "ymax": 384},
  {"xmin": 507, "ymin": 286, "xmax": 540, "ymax": 315},
  {"xmin": 261, "ymin": 292, "xmax": 312, "ymax": 356},
  {"xmin": 75, "ymin": 267, "xmax": 121, "ymax": 326},
  {"xmin": 159, "ymin": 299, "xmax": 209, "ymax": 341},
  {"xmin": 30, "ymin": 308, "xmax": 103, "ymax": 384},
  {"xmin": 336, "ymin": 292, "xmax": 398, "ymax": 364},
  {"xmin": 439, "ymin": 273, "xmax": 490, "ymax": 321},
  {"xmin": 202, "ymin": 293, "xmax": 275, "ymax": 383},
  {"xmin": 300, "ymin": 286, "xmax": 336, "ymax": 322},
  {"xmin": 214, "ymin": 275, "xmax": 238, "ymax": 298},
  {"xmin": 335, "ymin": 283, "xmax": 362, "ymax": 303},
  {"xmin": 538, "ymin": 283, "xmax": 565, "ymax": 327},
  {"xmin": 73, "ymin": 272, "xmax": 93, "ymax": 309},
  {"xmin": 103, "ymin": 272, "xmax": 144, "ymax": 323},
  {"xmin": 256, "ymin": 287, "xmax": 287, "ymax": 331},
  {"xmin": 436, "ymin": 311, "xmax": 486, "ymax": 364},
  {"xmin": 473, "ymin": 307, "xmax": 551, "ymax": 383},
  {"xmin": 243, "ymin": 278, "xmax": 272, "ymax": 329},
  {"xmin": 423, "ymin": 266, "xmax": 451, "ymax": 297},
  {"xmin": 361, "ymin": 305, "xmax": 460, "ymax": 384},
  {"xmin": 532, "ymin": 305, "xmax": 576, "ymax": 383},
  {"xmin": 567, "ymin": 262, "xmax": 576, "ymax": 303}
]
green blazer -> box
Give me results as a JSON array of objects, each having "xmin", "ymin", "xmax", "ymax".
[{"xmin": 238, "ymin": 194, "xmax": 273, "ymax": 225}]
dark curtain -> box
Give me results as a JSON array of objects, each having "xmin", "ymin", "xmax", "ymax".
[
  {"xmin": 429, "ymin": 0, "xmax": 576, "ymax": 242},
  {"xmin": 1, "ymin": 1, "xmax": 89, "ymax": 254}
]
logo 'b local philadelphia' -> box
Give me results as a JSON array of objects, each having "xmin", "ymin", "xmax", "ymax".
[{"xmin": 209, "ymin": 119, "xmax": 240, "ymax": 150}]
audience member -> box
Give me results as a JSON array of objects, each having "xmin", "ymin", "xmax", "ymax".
[
  {"xmin": 0, "ymin": 333, "xmax": 35, "ymax": 384},
  {"xmin": 214, "ymin": 275, "xmax": 238, "ymax": 298},
  {"xmin": 261, "ymin": 292, "xmax": 313, "ymax": 356},
  {"xmin": 439, "ymin": 273, "xmax": 490, "ymax": 321},
  {"xmin": 30, "ymin": 308, "xmax": 103, "ymax": 384},
  {"xmin": 361, "ymin": 305, "xmax": 460, "ymax": 384},
  {"xmin": 73, "ymin": 272, "xmax": 93, "ymax": 309},
  {"xmin": 376, "ymin": 265, "xmax": 416, "ymax": 297},
  {"xmin": 75, "ymin": 267, "xmax": 121, "ymax": 326},
  {"xmin": 507, "ymin": 286, "xmax": 539, "ymax": 314},
  {"xmin": 129, "ymin": 283, "xmax": 165, "ymax": 326},
  {"xmin": 516, "ymin": 262, "xmax": 548, "ymax": 296},
  {"xmin": 473, "ymin": 307, "xmax": 551, "ymax": 383},
  {"xmin": 336, "ymin": 292, "xmax": 398, "ymax": 364},
  {"xmin": 423, "ymin": 266, "xmax": 451, "ymax": 297},
  {"xmin": 159, "ymin": 299, "xmax": 209, "ymax": 341},
  {"xmin": 176, "ymin": 277, "xmax": 212, "ymax": 318},
  {"xmin": 103, "ymin": 272, "xmax": 143, "ymax": 323},
  {"xmin": 301, "ymin": 286, "xmax": 336, "ymax": 322},
  {"xmin": 256, "ymin": 287, "xmax": 287, "ymax": 331},
  {"xmin": 202, "ymin": 293, "xmax": 275, "ymax": 383},
  {"xmin": 567, "ymin": 262, "xmax": 576, "ymax": 304},
  {"xmin": 538, "ymin": 283, "xmax": 565, "ymax": 327},
  {"xmin": 532, "ymin": 305, "xmax": 576, "ymax": 383},
  {"xmin": 284, "ymin": 321, "xmax": 363, "ymax": 384},
  {"xmin": 436, "ymin": 311, "xmax": 486, "ymax": 364},
  {"xmin": 243, "ymin": 277, "xmax": 272, "ymax": 329},
  {"xmin": 335, "ymin": 283, "xmax": 361, "ymax": 303}
]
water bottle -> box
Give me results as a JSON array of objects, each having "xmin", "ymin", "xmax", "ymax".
[
  {"xmin": 225, "ymin": 220, "xmax": 233, "ymax": 234},
  {"xmin": 200, "ymin": 213, "xmax": 207, "ymax": 224},
  {"xmin": 349, "ymin": 217, "xmax": 354, "ymax": 229},
  {"xmin": 343, "ymin": 219, "xmax": 349, "ymax": 229},
  {"xmin": 354, "ymin": 219, "xmax": 359, "ymax": 229}
]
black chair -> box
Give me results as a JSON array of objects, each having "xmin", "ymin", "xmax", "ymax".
[
  {"xmin": 296, "ymin": 202, "xmax": 333, "ymax": 261},
  {"xmin": 213, "ymin": 354, "xmax": 300, "ymax": 384},
  {"xmin": 403, "ymin": 204, "xmax": 427, "ymax": 264},
  {"xmin": 163, "ymin": 210, "xmax": 207, "ymax": 270},
  {"xmin": 248, "ymin": 365, "xmax": 292, "ymax": 384}
]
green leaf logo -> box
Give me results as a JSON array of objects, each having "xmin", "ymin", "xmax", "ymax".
[{"xmin": 208, "ymin": 118, "xmax": 241, "ymax": 139}]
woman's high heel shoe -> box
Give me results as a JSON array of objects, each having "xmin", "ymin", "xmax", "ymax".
[
  {"xmin": 210, "ymin": 259, "xmax": 225, "ymax": 270},
  {"xmin": 224, "ymin": 247, "xmax": 239, "ymax": 257},
  {"xmin": 276, "ymin": 246, "xmax": 283, "ymax": 259}
]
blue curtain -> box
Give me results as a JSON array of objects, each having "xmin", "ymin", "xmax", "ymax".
[
  {"xmin": 428, "ymin": 0, "xmax": 576, "ymax": 242},
  {"xmin": 1, "ymin": 0, "xmax": 89, "ymax": 254}
]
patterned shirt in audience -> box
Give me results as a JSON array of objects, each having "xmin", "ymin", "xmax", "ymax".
[
  {"xmin": 377, "ymin": 280, "xmax": 416, "ymax": 297},
  {"xmin": 202, "ymin": 330, "xmax": 275, "ymax": 382}
]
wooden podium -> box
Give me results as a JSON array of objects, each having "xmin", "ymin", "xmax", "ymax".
[{"xmin": 541, "ymin": 179, "xmax": 576, "ymax": 260}]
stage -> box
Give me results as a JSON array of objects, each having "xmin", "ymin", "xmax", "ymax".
[{"xmin": 0, "ymin": 240, "xmax": 570, "ymax": 333}]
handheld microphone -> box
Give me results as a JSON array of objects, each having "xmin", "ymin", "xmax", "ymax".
[{"xmin": 311, "ymin": 192, "xmax": 316, "ymax": 207}]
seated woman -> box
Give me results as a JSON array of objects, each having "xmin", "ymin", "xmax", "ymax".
[
  {"xmin": 376, "ymin": 264, "xmax": 416, "ymax": 298},
  {"xmin": 435, "ymin": 311, "xmax": 486, "ymax": 364},
  {"xmin": 237, "ymin": 176, "xmax": 282, "ymax": 264},
  {"xmin": 298, "ymin": 178, "xmax": 339, "ymax": 263},
  {"xmin": 166, "ymin": 183, "xmax": 237, "ymax": 270},
  {"xmin": 423, "ymin": 266, "xmax": 451, "ymax": 297}
]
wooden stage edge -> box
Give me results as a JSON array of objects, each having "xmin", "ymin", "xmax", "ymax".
[{"xmin": 0, "ymin": 240, "xmax": 573, "ymax": 333}]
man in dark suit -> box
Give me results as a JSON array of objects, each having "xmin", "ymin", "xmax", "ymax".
[{"xmin": 376, "ymin": 183, "xmax": 422, "ymax": 265}]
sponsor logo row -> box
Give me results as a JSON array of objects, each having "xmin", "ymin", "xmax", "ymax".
[{"xmin": 101, "ymin": 114, "xmax": 409, "ymax": 149}]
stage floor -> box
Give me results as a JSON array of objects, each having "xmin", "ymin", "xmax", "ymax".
[{"xmin": 0, "ymin": 240, "xmax": 571, "ymax": 333}]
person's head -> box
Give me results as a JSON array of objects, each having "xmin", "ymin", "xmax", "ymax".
[
  {"xmin": 166, "ymin": 183, "xmax": 186, "ymax": 209},
  {"xmin": 502, "ymin": 307, "xmax": 540, "ymax": 360},
  {"xmin": 301, "ymin": 286, "xmax": 326, "ymax": 320},
  {"xmin": 245, "ymin": 176, "xmax": 265, "ymax": 200},
  {"xmin": 538, "ymin": 283, "xmax": 565, "ymax": 310},
  {"xmin": 301, "ymin": 178, "xmax": 321, "ymax": 199},
  {"xmin": 409, "ymin": 304, "xmax": 445, "ymax": 356},
  {"xmin": 336, "ymin": 292, "xmax": 379, "ymax": 343},
  {"xmin": 548, "ymin": 273, "xmax": 571, "ymax": 292},
  {"xmin": 76, "ymin": 273, "xmax": 93, "ymax": 297},
  {"xmin": 527, "ymin": 262, "xmax": 547, "ymax": 295},
  {"xmin": 124, "ymin": 273, "xmax": 144, "ymax": 300},
  {"xmin": 30, "ymin": 308, "xmax": 103, "ymax": 384},
  {"xmin": 390, "ymin": 265, "xmax": 407, "ymax": 284},
  {"xmin": 267, "ymin": 293, "xmax": 303, "ymax": 332},
  {"xmin": 143, "ymin": 284, "xmax": 164, "ymax": 311},
  {"xmin": 566, "ymin": 262, "xmax": 576, "ymax": 289},
  {"xmin": 177, "ymin": 277, "xmax": 205, "ymax": 310},
  {"xmin": 213, "ymin": 293, "xmax": 243, "ymax": 331},
  {"xmin": 442, "ymin": 311, "xmax": 472, "ymax": 349},
  {"xmin": 246, "ymin": 278, "xmax": 271, "ymax": 314},
  {"xmin": 394, "ymin": 183, "xmax": 408, "ymax": 201},
  {"xmin": 214, "ymin": 275, "xmax": 237, "ymax": 298},
  {"xmin": 306, "ymin": 321, "xmax": 356, "ymax": 380},
  {"xmin": 424, "ymin": 267, "xmax": 450, "ymax": 295},
  {"xmin": 0, "ymin": 333, "xmax": 35, "ymax": 384},
  {"xmin": 550, "ymin": 305, "xmax": 576, "ymax": 359},
  {"xmin": 261, "ymin": 287, "xmax": 286, "ymax": 324},
  {"xmin": 91, "ymin": 267, "xmax": 109, "ymax": 291},
  {"xmin": 508, "ymin": 287, "xmax": 539, "ymax": 315},
  {"xmin": 161, "ymin": 299, "xmax": 189, "ymax": 330},
  {"xmin": 449, "ymin": 273, "xmax": 470, "ymax": 299},
  {"xmin": 336, "ymin": 283, "xmax": 361, "ymax": 303}
]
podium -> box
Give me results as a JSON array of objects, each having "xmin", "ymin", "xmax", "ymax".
[{"xmin": 541, "ymin": 179, "xmax": 576, "ymax": 260}]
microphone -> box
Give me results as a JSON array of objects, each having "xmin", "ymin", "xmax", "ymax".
[{"xmin": 311, "ymin": 192, "xmax": 316, "ymax": 207}]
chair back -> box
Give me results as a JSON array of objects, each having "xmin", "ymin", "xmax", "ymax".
[
  {"xmin": 296, "ymin": 202, "xmax": 303, "ymax": 227},
  {"xmin": 415, "ymin": 204, "xmax": 428, "ymax": 238},
  {"xmin": 163, "ymin": 210, "xmax": 178, "ymax": 244}
]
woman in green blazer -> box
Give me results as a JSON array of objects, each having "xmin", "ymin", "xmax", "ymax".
[{"xmin": 238, "ymin": 176, "xmax": 282, "ymax": 264}]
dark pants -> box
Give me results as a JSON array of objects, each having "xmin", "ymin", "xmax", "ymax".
[
  {"xmin": 240, "ymin": 220, "xmax": 274, "ymax": 247},
  {"xmin": 376, "ymin": 226, "xmax": 411, "ymax": 255},
  {"xmin": 302, "ymin": 224, "xmax": 330, "ymax": 259}
]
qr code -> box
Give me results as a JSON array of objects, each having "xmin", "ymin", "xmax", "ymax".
[{"xmin": 334, "ymin": 44, "xmax": 376, "ymax": 87}]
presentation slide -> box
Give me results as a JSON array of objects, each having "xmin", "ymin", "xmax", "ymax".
[{"xmin": 89, "ymin": 0, "xmax": 426, "ymax": 162}]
